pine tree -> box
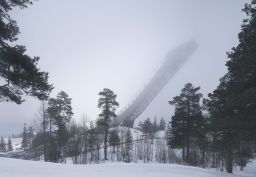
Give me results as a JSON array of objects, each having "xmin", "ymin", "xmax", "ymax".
[
  {"xmin": 27, "ymin": 126, "xmax": 34, "ymax": 139},
  {"xmin": 204, "ymin": 73, "xmax": 245, "ymax": 173},
  {"xmin": 225, "ymin": 0, "xmax": 256, "ymax": 144},
  {"xmin": 47, "ymin": 91, "xmax": 73, "ymax": 162},
  {"xmin": 7, "ymin": 137, "xmax": 13, "ymax": 151},
  {"xmin": 168, "ymin": 103, "xmax": 186, "ymax": 161},
  {"xmin": 21, "ymin": 123, "xmax": 29, "ymax": 150},
  {"xmin": 153, "ymin": 116, "xmax": 158, "ymax": 133},
  {"xmin": 97, "ymin": 88, "xmax": 119, "ymax": 160},
  {"xmin": 168, "ymin": 83, "xmax": 204, "ymax": 164},
  {"xmin": 0, "ymin": 0, "xmax": 53, "ymax": 104},
  {"xmin": 159, "ymin": 117, "xmax": 166, "ymax": 131},
  {"xmin": 140, "ymin": 118, "xmax": 153, "ymax": 138},
  {"xmin": 0, "ymin": 137, "xmax": 6, "ymax": 152}
]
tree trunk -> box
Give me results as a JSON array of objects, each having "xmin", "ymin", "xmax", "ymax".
[
  {"xmin": 104, "ymin": 126, "xmax": 108, "ymax": 160},
  {"xmin": 226, "ymin": 149, "xmax": 233, "ymax": 173},
  {"xmin": 186, "ymin": 128, "xmax": 190, "ymax": 164},
  {"xmin": 42, "ymin": 103, "xmax": 47, "ymax": 161},
  {"xmin": 225, "ymin": 119, "xmax": 233, "ymax": 173},
  {"xmin": 186, "ymin": 98, "xmax": 191, "ymax": 165}
]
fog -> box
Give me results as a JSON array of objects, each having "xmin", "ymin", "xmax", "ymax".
[{"xmin": 0, "ymin": 0, "xmax": 248, "ymax": 136}]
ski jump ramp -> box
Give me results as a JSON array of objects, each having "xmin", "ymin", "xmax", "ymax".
[{"xmin": 112, "ymin": 39, "xmax": 199, "ymax": 128}]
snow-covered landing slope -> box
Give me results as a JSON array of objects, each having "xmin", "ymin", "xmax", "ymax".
[
  {"xmin": 0, "ymin": 157, "xmax": 245, "ymax": 177},
  {"xmin": 233, "ymin": 160, "xmax": 256, "ymax": 177}
]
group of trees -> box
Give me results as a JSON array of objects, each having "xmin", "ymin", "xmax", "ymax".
[
  {"xmin": 0, "ymin": 137, "xmax": 13, "ymax": 152},
  {"xmin": 30, "ymin": 91, "xmax": 74, "ymax": 162},
  {"xmin": 205, "ymin": 0, "xmax": 256, "ymax": 173},
  {"xmin": 21, "ymin": 123, "xmax": 34, "ymax": 150},
  {"xmin": 0, "ymin": 0, "xmax": 52, "ymax": 154},
  {"xmin": 167, "ymin": 82, "xmax": 255, "ymax": 173},
  {"xmin": 138, "ymin": 117, "xmax": 166, "ymax": 138},
  {"xmin": 27, "ymin": 88, "xmax": 117, "ymax": 163},
  {"xmin": 25, "ymin": 88, "xmax": 168, "ymax": 164},
  {"xmin": 204, "ymin": 1, "xmax": 256, "ymax": 173},
  {"xmin": 0, "ymin": 0, "xmax": 255, "ymax": 175},
  {"xmin": 167, "ymin": 1, "xmax": 256, "ymax": 173},
  {"xmin": 27, "ymin": 88, "xmax": 151, "ymax": 164}
]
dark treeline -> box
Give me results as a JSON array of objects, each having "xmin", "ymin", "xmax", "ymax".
[
  {"xmin": 206, "ymin": 0, "xmax": 256, "ymax": 173},
  {"xmin": 167, "ymin": 0, "xmax": 256, "ymax": 173},
  {"xmin": 166, "ymin": 82, "xmax": 255, "ymax": 173}
]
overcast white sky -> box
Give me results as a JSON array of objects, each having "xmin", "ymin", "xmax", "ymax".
[{"xmin": 0, "ymin": 0, "xmax": 248, "ymax": 136}]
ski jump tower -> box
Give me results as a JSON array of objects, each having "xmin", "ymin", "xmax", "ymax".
[{"xmin": 112, "ymin": 39, "xmax": 199, "ymax": 128}]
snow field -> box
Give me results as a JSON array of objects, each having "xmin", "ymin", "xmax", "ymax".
[{"xmin": 0, "ymin": 157, "xmax": 248, "ymax": 177}]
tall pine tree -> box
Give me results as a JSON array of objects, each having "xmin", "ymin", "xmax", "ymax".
[
  {"xmin": 0, "ymin": 137, "xmax": 6, "ymax": 152},
  {"xmin": 97, "ymin": 88, "xmax": 119, "ymax": 160},
  {"xmin": 21, "ymin": 123, "xmax": 29, "ymax": 150},
  {"xmin": 47, "ymin": 91, "xmax": 73, "ymax": 162},
  {"xmin": 7, "ymin": 136, "xmax": 13, "ymax": 151},
  {"xmin": 168, "ymin": 83, "xmax": 205, "ymax": 165},
  {"xmin": 159, "ymin": 117, "xmax": 166, "ymax": 131}
]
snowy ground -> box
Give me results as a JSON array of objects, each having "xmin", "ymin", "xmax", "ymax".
[
  {"xmin": 233, "ymin": 160, "xmax": 256, "ymax": 177},
  {"xmin": 0, "ymin": 132, "xmax": 255, "ymax": 177},
  {"xmin": 0, "ymin": 157, "xmax": 253, "ymax": 177}
]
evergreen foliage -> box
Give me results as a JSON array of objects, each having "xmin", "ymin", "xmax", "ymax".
[
  {"xmin": 97, "ymin": 88, "xmax": 119, "ymax": 160},
  {"xmin": 47, "ymin": 91, "xmax": 73, "ymax": 162},
  {"xmin": 7, "ymin": 136, "xmax": 13, "ymax": 151},
  {"xmin": 159, "ymin": 117, "xmax": 166, "ymax": 131},
  {"xmin": 21, "ymin": 123, "xmax": 29, "ymax": 150},
  {"xmin": 0, "ymin": 137, "xmax": 6, "ymax": 152},
  {"xmin": 139, "ymin": 118, "xmax": 154, "ymax": 138},
  {"xmin": 203, "ymin": 0, "xmax": 256, "ymax": 173},
  {"xmin": 168, "ymin": 83, "xmax": 205, "ymax": 165},
  {"xmin": 0, "ymin": 0, "xmax": 53, "ymax": 104},
  {"xmin": 9, "ymin": 1, "xmax": 256, "ymax": 170}
]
